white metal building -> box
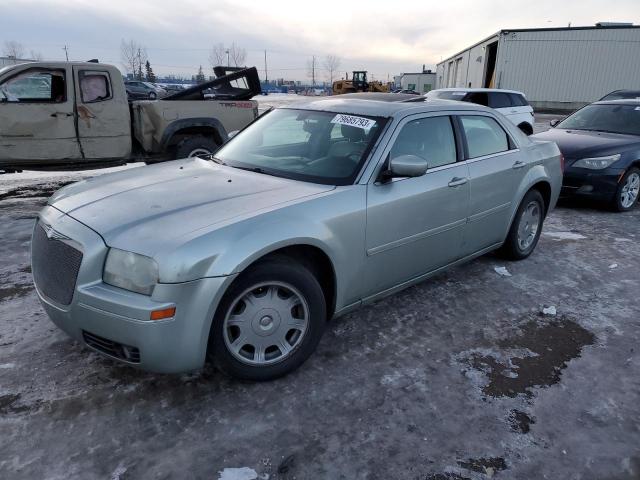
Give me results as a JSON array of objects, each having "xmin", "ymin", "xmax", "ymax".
[
  {"xmin": 399, "ymin": 71, "xmax": 437, "ymax": 93},
  {"xmin": 435, "ymin": 24, "xmax": 640, "ymax": 111}
]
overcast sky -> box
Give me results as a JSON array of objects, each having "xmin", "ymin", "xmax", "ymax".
[{"xmin": 1, "ymin": 0, "xmax": 638, "ymax": 82}]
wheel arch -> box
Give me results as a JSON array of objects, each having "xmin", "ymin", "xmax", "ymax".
[
  {"xmin": 160, "ymin": 118, "xmax": 228, "ymax": 151},
  {"xmin": 226, "ymin": 242, "xmax": 338, "ymax": 321}
]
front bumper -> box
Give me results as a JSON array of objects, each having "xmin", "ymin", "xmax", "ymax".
[
  {"xmin": 561, "ymin": 166, "xmax": 624, "ymax": 202},
  {"xmin": 33, "ymin": 206, "xmax": 235, "ymax": 373}
]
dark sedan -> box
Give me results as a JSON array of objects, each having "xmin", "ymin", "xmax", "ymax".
[{"xmin": 533, "ymin": 100, "xmax": 640, "ymax": 211}]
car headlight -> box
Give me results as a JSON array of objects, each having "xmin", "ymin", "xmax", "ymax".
[
  {"xmin": 572, "ymin": 154, "xmax": 621, "ymax": 170},
  {"xmin": 103, "ymin": 248, "xmax": 158, "ymax": 295}
]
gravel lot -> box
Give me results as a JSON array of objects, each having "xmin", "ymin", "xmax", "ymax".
[{"xmin": 1, "ymin": 107, "xmax": 639, "ymax": 480}]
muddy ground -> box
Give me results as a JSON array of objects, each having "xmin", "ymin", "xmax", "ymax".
[{"xmin": 0, "ymin": 117, "xmax": 639, "ymax": 479}]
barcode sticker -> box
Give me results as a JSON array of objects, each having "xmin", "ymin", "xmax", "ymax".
[{"xmin": 331, "ymin": 114, "xmax": 377, "ymax": 130}]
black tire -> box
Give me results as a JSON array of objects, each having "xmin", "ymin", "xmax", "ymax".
[
  {"xmin": 174, "ymin": 136, "xmax": 219, "ymax": 159},
  {"xmin": 209, "ymin": 256, "xmax": 327, "ymax": 381},
  {"xmin": 499, "ymin": 189, "xmax": 545, "ymax": 260},
  {"xmin": 148, "ymin": 91, "xmax": 157, "ymax": 100},
  {"xmin": 612, "ymin": 167, "xmax": 640, "ymax": 212},
  {"xmin": 518, "ymin": 123, "xmax": 533, "ymax": 136}
]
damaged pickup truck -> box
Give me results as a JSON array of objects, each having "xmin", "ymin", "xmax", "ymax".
[{"xmin": 0, "ymin": 61, "xmax": 261, "ymax": 172}]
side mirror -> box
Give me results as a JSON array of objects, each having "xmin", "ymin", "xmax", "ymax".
[
  {"xmin": 550, "ymin": 119, "xmax": 560, "ymax": 128},
  {"xmin": 386, "ymin": 154, "xmax": 429, "ymax": 179}
]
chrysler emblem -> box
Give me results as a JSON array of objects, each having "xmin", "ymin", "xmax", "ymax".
[{"xmin": 41, "ymin": 223, "xmax": 69, "ymax": 241}]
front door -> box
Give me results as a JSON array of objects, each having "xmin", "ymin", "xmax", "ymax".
[
  {"xmin": 73, "ymin": 67, "xmax": 131, "ymax": 160},
  {"xmin": 0, "ymin": 65, "xmax": 81, "ymax": 163},
  {"xmin": 363, "ymin": 114, "xmax": 470, "ymax": 297}
]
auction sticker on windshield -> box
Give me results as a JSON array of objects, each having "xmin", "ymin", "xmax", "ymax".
[{"xmin": 331, "ymin": 114, "xmax": 376, "ymax": 130}]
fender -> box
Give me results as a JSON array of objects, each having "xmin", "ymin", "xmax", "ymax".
[
  {"xmin": 160, "ymin": 117, "xmax": 228, "ymax": 149},
  {"xmin": 504, "ymin": 163, "xmax": 554, "ymax": 238}
]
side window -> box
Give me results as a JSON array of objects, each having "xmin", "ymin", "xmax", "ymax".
[
  {"xmin": 509, "ymin": 93, "xmax": 528, "ymax": 107},
  {"xmin": 464, "ymin": 92, "xmax": 488, "ymax": 106},
  {"xmin": 0, "ymin": 69, "xmax": 66, "ymax": 103},
  {"xmin": 79, "ymin": 71, "xmax": 111, "ymax": 103},
  {"xmin": 460, "ymin": 116, "xmax": 510, "ymax": 158},
  {"xmin": 488, "ymin": 92, "xmax": 512, "ymax": 108},
  {"xmin": 390, "ymin": 116, "xmax": 457, "ymax": 169}
]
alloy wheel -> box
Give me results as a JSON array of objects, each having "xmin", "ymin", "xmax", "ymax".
[{"xmin": 620, "ymin": 172, "xmax": 640, "ymax": 209}]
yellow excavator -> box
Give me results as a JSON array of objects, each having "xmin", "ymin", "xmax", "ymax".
[{"xmin": 332, "ymin": 71, "xmax": 390, "ymax": 95}]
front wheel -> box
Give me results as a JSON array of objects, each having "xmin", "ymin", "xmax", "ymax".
[
  {"xmin": 209, "ymin": 257, "xmax": 326, "ymax": 381},
  {"xmin": 499, "ymin": 189, "xmax": 545, "ymax": 260},
  {"xmin": 612, "ymin": 167, "xmax": 639, "ymax": 212}
]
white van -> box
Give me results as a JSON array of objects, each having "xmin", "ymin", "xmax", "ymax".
[{"xmin": 426, "ymin": 88, "xmax": 535, "ymax": 135}]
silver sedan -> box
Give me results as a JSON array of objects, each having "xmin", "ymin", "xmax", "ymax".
[{"xmin": 32, "ymin": 95, "xmax": 562, "ymax": 380}]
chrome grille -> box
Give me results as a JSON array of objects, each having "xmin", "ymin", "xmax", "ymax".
[{"xmin": 31, "ymin": 222, "xmax": 83, "ymax": 305}]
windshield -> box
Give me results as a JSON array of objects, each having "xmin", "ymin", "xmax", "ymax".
[
  {"xmin": 215, "ymin": 108, "xmax": 388, "ymax": 185},
  {"xmin": 557, "ymin": 104, "xmax": 640, "ymax": 136}
]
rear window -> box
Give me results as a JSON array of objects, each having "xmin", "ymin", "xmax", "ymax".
[
  {"xmin": 464, "ymin": 92, "xmax": 489, "ymax": 107},
  {"xmin": 488, "ymin": 92, "xmax": 512, "ymax": 108},
  {"xmin": 430, "ymin": 91, "xmax": 468, "ymax": 100},
  {"xmin": 460, "ymin": 116, "xmax": 510, "ymax": 158},
  {"xmin": 509, "ymin": 93, "xmax": 528, "ymax": 106}
]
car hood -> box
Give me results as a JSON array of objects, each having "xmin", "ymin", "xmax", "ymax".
[
  {"xmin": 532, "ymin": 128, "xmax": 640, "ymax": 158},
  {"xmin": 50, "ymin": 158, "xmax": 334, "ymax": 256}
]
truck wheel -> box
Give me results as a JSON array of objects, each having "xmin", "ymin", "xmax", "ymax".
[
  {"xmin": 148, "ymin": 91, "xmax": 157, "ymax": 100},
  {"xmin": 174, "ymin": 136, "xmax": 219, "ymax": 159},
  {"xmin": 209, "ymin": 256, "xmax": 326, "ymax": 381}
]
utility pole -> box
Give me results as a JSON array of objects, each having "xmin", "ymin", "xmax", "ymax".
[
  {"xmin": 63, "ymin": 45, "xmax": 69, "ymax": 61},
  {"xmin": 137, "ymin": 48, "xmax": 142, "ymax": 80},
  {"xmin": 264, "ymin": 50, "xmax": 268, "ymax": 84},
  {"xmin": 226, "ymin": 49, "xmax": 230, "ymax": 67},
  {"xmin": 312, "ymin": 55, "xmax": 316, "ymax": 88}
]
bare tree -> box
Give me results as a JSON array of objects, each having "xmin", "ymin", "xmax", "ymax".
[
  {"xmin": 209, "ymin": 43, "xmax": 227, "ymax": 69},
  {"xmin": 323, "ymin": 55, "xmax": 341, "ymax": 85},
  {"xmin": 3, "ymin": 40, "xmax": 25, "ymax": 58},
  {"xmin": 120, "ymin": 39, "xmax": 148, "ymax": 79},
  {"xmin": 228, "ymin": 42, "xmax": 246, "ymax": 67},
  {"xmin": 30, "ymin": 50, "xmax": 43, "ymax": 61}
]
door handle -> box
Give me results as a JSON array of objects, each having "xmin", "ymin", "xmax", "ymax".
[
  {"xmin": 448, "ymin": 177, "xmax": 468, "ymax": 187},
  {"xmin": 50, "ymin": 112, "xmax": 73, "ymax": 117},
  {"xmin": 512, "ymin": 161, "xmax": 526, "ymax": 169}
]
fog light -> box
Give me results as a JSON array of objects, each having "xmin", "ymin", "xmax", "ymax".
[{"xmin": 150, "ymin": 307, "xmax": 176, "ymax": 320}]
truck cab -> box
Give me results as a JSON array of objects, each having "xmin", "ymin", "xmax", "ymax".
[
  {"xmin": 0, "ymin": 61, "xmax": 131, "ymax": 168},
  {"xmin": 0, "ymin": 61, "xmax": 261, "ymax": 172}
]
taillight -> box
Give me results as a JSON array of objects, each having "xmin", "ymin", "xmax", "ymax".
[{"xmin": 560, "ymin": 154, "xmax": 565, "ymax": 172}]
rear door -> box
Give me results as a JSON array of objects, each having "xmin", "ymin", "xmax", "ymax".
[
  {"xmin": 508, "ymin": 93, "xmax": 534, "ymax": 131},
  {"xmin": 0, "ymin": 65, "xmax": 81, "ymax": 163},
  {"xmin": 363, "ymin": 113, "xmax": 470, "ymax": 296},
  {"xmin": 73, "ymin": 66, "xmax": 131, "ymax": 159},
  {"xmin": 458, "ymin": 114, "xmax": 525, "ymax": 254}
]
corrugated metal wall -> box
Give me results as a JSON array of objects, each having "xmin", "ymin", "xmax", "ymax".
[
  {"xmin": 496, "ymin": 28, "xmax": 640, "ymax": 108},
  {"xmin": 436, "ymin": 35, "xmax": 499, "ymax": 89}
]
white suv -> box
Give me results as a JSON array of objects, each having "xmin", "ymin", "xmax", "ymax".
[{"xmin": 426, "ymin": 88, "xmax": 535, "ymax": 135}]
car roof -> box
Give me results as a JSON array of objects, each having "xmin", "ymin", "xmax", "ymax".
[
  {"xmin": 281, "ymin": 94, "xmax": 495, "ymax": 118},
  {"xmin": 430, "ymin": 87, "xmax": 525, "ymax": 95},
  {"xmin": 593, "ymin": 98, "xmax": 640, "ymax": 106}
]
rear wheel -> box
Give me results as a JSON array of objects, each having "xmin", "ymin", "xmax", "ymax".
[
  {"xmin": 612, "ymin": 167, "xmax": 640, "ymax": 212},
  {"xmin": 148, "ymin": 91, "xmax": 157, "ymax": 100},
  {"xmin": 209, "ymin": 257, "xmax": 326, "ymax": 381},
  {"xmin": 174, "ymin": 136, "xmax": 219, "ymax": 159},
  {"xmin": 499, "ymin": 189, "xmax": 545, "ymax": 260}
]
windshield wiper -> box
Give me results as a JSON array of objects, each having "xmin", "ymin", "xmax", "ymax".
[
  {"xmin": 209, "ymin": 156, "xmax": 226, "ymax": 165},
  {"xmin": 231, "ymin": 165, "xmax": 264, "ymax": 173}
]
